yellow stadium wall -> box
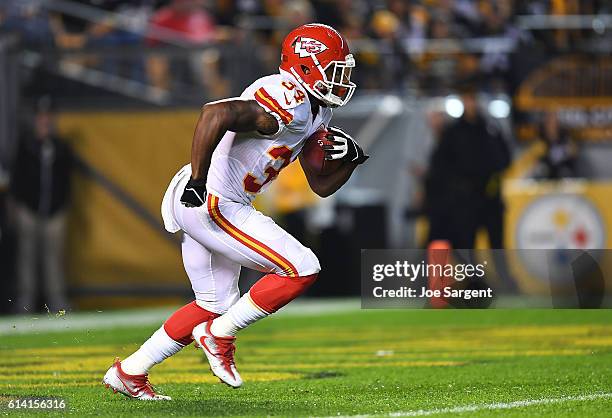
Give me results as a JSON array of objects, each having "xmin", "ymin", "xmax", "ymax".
[{"xmin": 58, "ymin": 110, "xmax": 198, "ymax": 309}]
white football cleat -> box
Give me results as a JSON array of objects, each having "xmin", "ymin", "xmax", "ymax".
[
  {"xmin": 102, "ymin": 358, "xmax": 171, "ymax": 400},
  {"xmin": 192, "ymin": 321, "xmax": 242, "ymax": 388}
]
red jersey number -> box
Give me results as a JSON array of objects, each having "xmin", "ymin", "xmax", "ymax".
[
  {"xmin": 281, "ymin": 81, "xmax": 306, "ymax": 104},
  {"xmin": 294, "ymin": 89, "xmax": 306, "ymax": 104},
  {"xmin": 244, "ymin": 146, "xmax": 292, "ymax": 194}
]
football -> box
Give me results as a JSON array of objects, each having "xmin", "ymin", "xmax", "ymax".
[{"xmin": 301, "ymin": 129, "xmax": 343, "ymax": 175}]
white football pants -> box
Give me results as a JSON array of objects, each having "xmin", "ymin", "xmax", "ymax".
[{"xmin": 162, "ymin": 167, "xmax": 320, "ymax": 314}]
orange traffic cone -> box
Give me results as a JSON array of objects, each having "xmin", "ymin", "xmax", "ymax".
[{"xmin": 427, "ymin": 240, "xmax": 453, "ymax": 308}]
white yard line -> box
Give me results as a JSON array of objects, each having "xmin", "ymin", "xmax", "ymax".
[
  {"xmin": 0, "ymin": 298, "xmax": 359, "ymax": 336},
  {"xmin": 327, "ymin": 393, "xmax": 612, "ymax": 418}
]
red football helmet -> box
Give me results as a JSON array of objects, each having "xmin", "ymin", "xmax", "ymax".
[{"xmin": 280, "ymin": 23, "xmax": 356, "ymax": 107}]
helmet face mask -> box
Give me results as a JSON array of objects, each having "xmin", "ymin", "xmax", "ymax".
[
  {"xmin": 280, "ymin": 24, "xmax": 357, "ymax": 108},
  {"xmin": 314, "ymin": 55, "xmax": 356, "ymax": 107}
]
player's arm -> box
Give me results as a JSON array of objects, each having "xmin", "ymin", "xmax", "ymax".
[
  {"xmin": 299, "ymin": 127, "xmax": 368, "ymax": 198},
  {"xmin": 181, "ymin": 99, "xmax": 279, "ymax": 207}
]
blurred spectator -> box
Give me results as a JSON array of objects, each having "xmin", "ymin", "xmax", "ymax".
[
  {"xmin": 537, "ymin": 111, "xmax": 578, "ymax": 179},
  {"xmin": 86, "ymin": 1, "xmax": 152, "ymax": 82},
  {"xmin": 415, "ymin": 11, "xmax": 478, "ymax": 93},
  {"xmin": 213, "ymin": 0, "xmax": 240, "ymax": 26},
  {"xmin": 48, "ymin": 4, "xmax": 88, "ymax": 50},
  {"xmin": 10, "ymin": 97, "xmax": 73, "ymax": 313},
  {"xmin": 477, "ymin": 1, "xmax": 522, "ymax": 87},
  {"xmin": 425, "ymin": 85, "xmax": 511, "ymax": 249},
  {"xmin": 368, "ymin": 9, "xmax": 411, "ymax": 91},
  {"xmin": 311, "ymin": 0, "xmax": 368, "ymax": 38},
  {"xmin": 280, "ymin": 0, "xmax": 315, "ymax": 30},
  {"xmin": 0, "ymin": 0, "xmax": 55, "ymax": 47},
  {"xmin": 148, "ymin": 0, "xmax": 216, "ymax": 45},
  {"xmin": 146, "ymin": 0, "xmax": 223, "ymax": 94}
]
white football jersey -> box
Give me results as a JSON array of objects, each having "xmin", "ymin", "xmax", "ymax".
[{"xmin": 206, "ymin": 70, "xmax": 333, "ymax": 205}]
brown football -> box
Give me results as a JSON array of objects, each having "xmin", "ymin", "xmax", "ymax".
[{"xmin": 300, "ymin": 129, "xmax": 343, "ymax": 175}]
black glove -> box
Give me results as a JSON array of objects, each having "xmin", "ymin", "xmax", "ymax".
[
  {"xmin": 180, "ymin": 177, "xmax": 207, "ymax": 207},
  {"xmin": 323, "ymin": 126, "xmax": 369, "ymax": 164}
]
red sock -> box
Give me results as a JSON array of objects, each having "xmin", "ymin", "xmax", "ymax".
[
  {"xmin": 163, "ymin": 301, "xmax": 219, "ymax": 345},
  {"xmin": 249, "ymin": 273, "xmax": 318, "ymax": 313}
]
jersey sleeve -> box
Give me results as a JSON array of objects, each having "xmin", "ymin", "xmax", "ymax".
[{"xmin": 245, "ymin": 82, "xmax": 309, "ymax": 136}]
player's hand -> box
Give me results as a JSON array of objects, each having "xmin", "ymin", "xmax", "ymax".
[
  {"xmin": 323, "ymin": 126, "xmax": 369, "ymax": 165},
  {"xmin": 180, "ymin": 177, "xmax": 207, "ymax": 207}
]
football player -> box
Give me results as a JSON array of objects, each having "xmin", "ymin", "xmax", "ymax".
[{"xmin": 103, "ymin": 23, "xmax": 368, "ymax": 400}]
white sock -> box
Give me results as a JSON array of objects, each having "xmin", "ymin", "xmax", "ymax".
[
  {"xmin": 121, "ymin": 326, "xmax": 184, "ymax": 375},
  {"xmin": 210, "ymin": 293, "xmax": 269, "ymax": 337}
]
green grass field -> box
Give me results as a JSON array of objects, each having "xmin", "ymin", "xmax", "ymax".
[{"xmin": 1, "ymin": 306, "xmax": 611, "ymax": 417}]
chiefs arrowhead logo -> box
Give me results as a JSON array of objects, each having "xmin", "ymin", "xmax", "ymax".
[{"xmin": 293, "ymin": 37, "xmax": 328, "ymax": 58}]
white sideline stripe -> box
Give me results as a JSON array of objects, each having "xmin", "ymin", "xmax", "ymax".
[
  {"xmin": 0, "ymin": 298, "xmax": 359, "ymax": 335},
  {"xmin": 327, "ymin": 393, "xmax": 612, "ymax": 418}
]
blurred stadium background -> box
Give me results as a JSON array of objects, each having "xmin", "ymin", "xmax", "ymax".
[{"xmin": 0, "ymin": 0, "xmax": 612, "ymax": 313}]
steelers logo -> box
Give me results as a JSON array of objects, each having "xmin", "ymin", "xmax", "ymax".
[
  {"xmin": 515, "ymin": 193, "xmax": 605, "ymax": 285},
  {"xmin": 516, "ymin": 194, "xmax": 605, "ymax": 249}
]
